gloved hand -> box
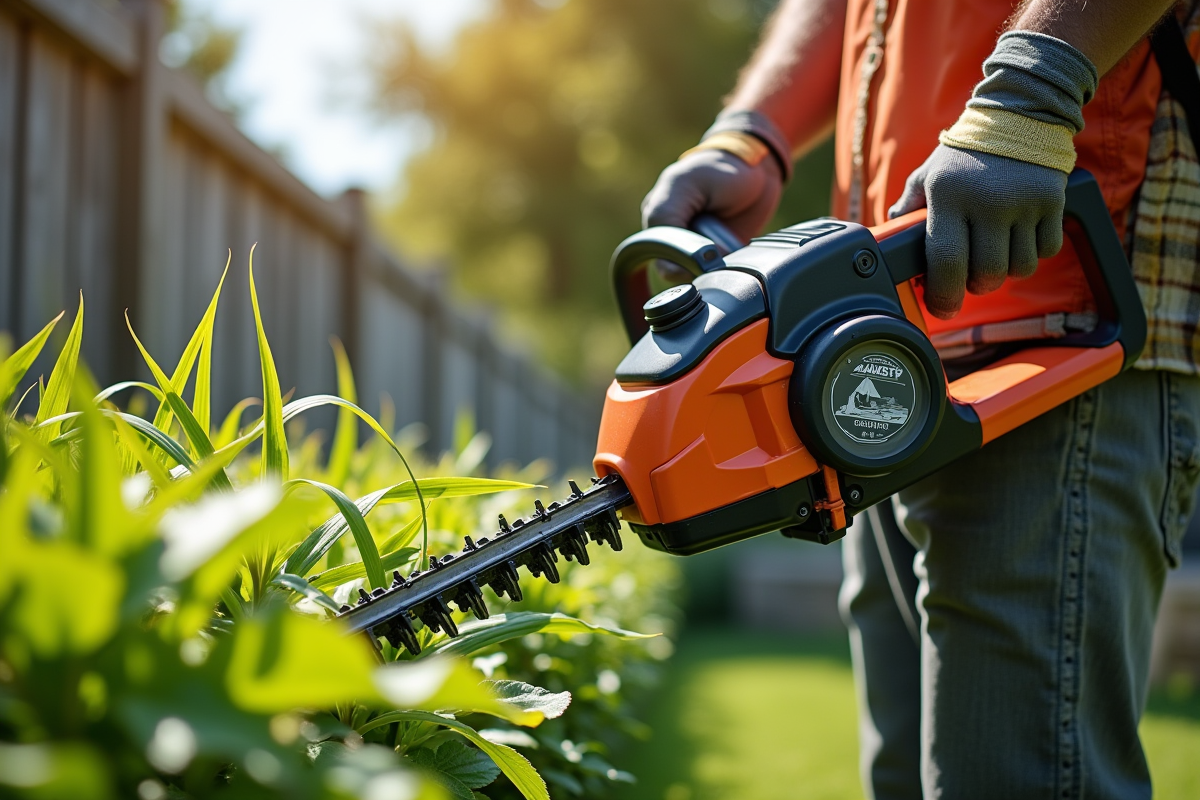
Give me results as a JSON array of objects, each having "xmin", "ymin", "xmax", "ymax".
[
  {"xmin": 642, "ymin": 110, "xmax": 792, "ymax": 245},
  {"xmin": 888, "ymin": 31, "xmax": 1098, "ymax": 320}
]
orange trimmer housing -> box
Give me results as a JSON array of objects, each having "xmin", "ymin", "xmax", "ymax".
[{"xmin": 594, "ymin": 170, "xmax": 1145, "ymax": 554}]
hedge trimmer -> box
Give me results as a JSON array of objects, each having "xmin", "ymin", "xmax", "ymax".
[{"xmin": 340, "ymin": 170, "xmax": 1144, "ymax": 654}]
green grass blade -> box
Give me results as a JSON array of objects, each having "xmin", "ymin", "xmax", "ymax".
[
  {"xmin": 191, "ymin": 253, "xmax": 229, "ymax": 437},
  {"xmin": 163, "ymin": 391, "xmax": 234, "ymax": 491},
  {"xmin": 425, "ymin": 612, "xmax": 655, "ymax": 659},
  {"xmin": 284, "ymin": 477, "xmax": 532, "ymax": 578},
  {"xmin": 325, "ymin": 338, "xmax": 357, "ymax": 487},
  {"xmin": 270, "ymin": 573, "xmax": 342, "ymax": 613},
  {"xmin": 286, "ymin": 478, "xmax": 385, "ymax": 589},
  {"xmin": 33, "ymin": 295, "xmax": 83, "ymax": 439},
  {"xmin": 144, "ymin": 256, "xmax": 230, "ymax": 438},
  {"xmin": 9, "ymin": 381, "xmax": 40, "ymax": 420},
  {"xmin": 215, "ymin": 393, "xmax": 431, "ymax": 564},
  {"xmin": 0, "ymin": 311, "xmax": 63, "ymax": 409},
  {"xmin": 359, "ymin": 711, "xmax": 548, "ymax": 800},
  {"xmin": 109, "ymin": 412, "xmax": 172, "ymax": 489},
  {"xmin": 94, "ymin": 381, "xmax": 164, "ymax": 404},
  {"xmin": 379, "ymin": 515, "xmax": 424, "ymax": 554},
  {"xmin": 214, "ymin": 398, "xmax": 261, "ymax": 448},
  {"xmin": 249, "ymin": 246, "xmax": 288, "ymax": 480},
  {"xmin": 304, "ymin": 548, "xmax": 419, "ymax": 592}
]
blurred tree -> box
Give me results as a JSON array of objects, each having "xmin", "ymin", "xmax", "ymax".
[
  {"xmin": 161, "ymin": 0, "xmax": 244, "ymax": 115},
  {"xmin": 368, "ymin": 0, "xmax": 833, "ymax": 386}
]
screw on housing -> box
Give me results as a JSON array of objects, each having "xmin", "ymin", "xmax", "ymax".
[{"xmin": 853, "ymin": 249, "xmax": 877, "ymax": 277}]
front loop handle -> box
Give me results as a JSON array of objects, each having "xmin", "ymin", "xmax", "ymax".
[{"xmin": 609, "ymin": 215, "xmax": 744, "ymax": 344}]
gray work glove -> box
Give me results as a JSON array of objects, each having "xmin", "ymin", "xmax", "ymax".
[
  {"xmin": 641, "ymin": 149, "xmax": 783, "ymax": 245},
  {"xmin": 889, "ymin": 146, "xmax": 1068, "ymax": 319},
  {"xmin": 888, "ymin": 31, "xmax": 1098, "ymax": 320},
  {"xmin": 642, "ymin": 110, "xmax": 792, "ymax": 244}
]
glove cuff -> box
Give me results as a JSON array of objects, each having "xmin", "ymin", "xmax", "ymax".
[
  {"xmin": 968, "ymin": 31, "xmax": 1099, "ymax": 135},
  {"xmin": 703, "ymin": 109, "xmax": 794, "ymax": 181},
  {"xmin": 679, "ymin": 131, "xmax": 772, "ymax": 168},
  {"xmin": 940, "ymin": 107, "xmax": 1077, "ymax": 173}
]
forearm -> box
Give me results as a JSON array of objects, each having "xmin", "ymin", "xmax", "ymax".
[
  {"xmin": 1008, "ymin": 0, "xmax": 1177, "ymax": 75},
  {"xmin": 725, "ymin": 0, "xmax": 847, "ymax": 159}
]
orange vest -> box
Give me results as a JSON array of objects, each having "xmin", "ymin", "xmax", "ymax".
[{"xmin": 832, "ymin": 0, "xmax": 1163, "ymax": 335}]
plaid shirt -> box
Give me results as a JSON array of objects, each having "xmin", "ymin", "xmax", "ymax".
[{"xmin": 1129, "ymin": 7, "xmax": 1200, "ymax": 375}]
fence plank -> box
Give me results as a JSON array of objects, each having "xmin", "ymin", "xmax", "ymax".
[
  {"xmin": 0, "ymin": 14, "xmax": 20, "ymax": 337},
  {"xmin": 19, "ymin": 29, "xmax": 72, "ymax": 341},
  {"xmin": 74, "ymin": 63, "xmax": 120, "ymax": 380}
]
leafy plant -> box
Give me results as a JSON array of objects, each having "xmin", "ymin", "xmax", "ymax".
[{"xmin": 0, "ymin": 259, "xmax": 681, "ymax": 799}]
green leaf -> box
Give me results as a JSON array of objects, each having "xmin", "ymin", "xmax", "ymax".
[
  {"xmin": 411, "ymin": 752, "xmax": 475, "ymax": 800},
  {"xmin": 326, "ymin": 337, "xmax": 357, "ymax": 487},
  {"xmin": 45, "ymin": 411, "xmax": 195, "ymax": 470},
  {"xmin": 126, "ymin": 314, "xmax": 233, "ymax": 498},
  {"xmin": 34, "ymin": 295, "xmax": 83, "ymax": 439},
  {"xmin": 94, "ymin": 380, "xmax": 163, "ymax": 404},
  {"xmin": 146, "ymin": 257, "xmax": 229, "ymax": 440},
  {"xmin": 363, "ymin": 711, "xmax": 548, "ymax": 800},
  {"xmin": 226, "ymin": 603, "xmax": 383, "ymax": 714},
  {"xmin": 0, "ymin": 311, "xmax": 63, "ymax": 410},
  {"xmin": 0, "ymin": 742, "xmax": 112, "ymax": 800},
  {"xmin": 270, "ymin": 572, "xmax": 341, "ymax": 613},
  {"xmin": 192, "ymin": 253, "xmax": 229, "ymax": 437},
  {"xmin": 213, "ymin": 394, "xmax": 431, "ymax": 566},
  {"xmin": 285, "ymin": 479, "xmax": 386, "ymax": 590},
  {"xmin": 485, "ymin": 681, "xmax": 570, "ymax": 722},
  {"xmin": 306, "ymin": 547, "xmax": 418, "ymax": 592},
  {"xmin": 214, "ymin": 397, "xmax": 260, "ymax": 448},
  {"xmin": 164, "ymin": 392, "xmax": 233, "ymax": 491},
  {"xmin": 379, "ymin": 514, "xmax": 424, "ymax": 554},
  {"xmin": 426, "ymin": 612, "xmax": 656, "ymax": 659},
  {"xmin": 284, "ymin": 477, "xmax": 534, "ymax": 578},
  {"xmin": 249, "ymin": 246, "xmax": 288, "ymax": 480},
  {"xmin": 413, "ymin": 740, "xmax": 500, "ymax": 791}
]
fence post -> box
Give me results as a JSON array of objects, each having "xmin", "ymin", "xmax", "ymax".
[{"xmin": 114, "ymin": 0, "xmax": 166, "ymax": 378}]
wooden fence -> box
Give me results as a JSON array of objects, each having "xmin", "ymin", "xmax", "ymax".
[{"xmin": 0, "ymin": 0, "xmax": 602, "ymax": 470}]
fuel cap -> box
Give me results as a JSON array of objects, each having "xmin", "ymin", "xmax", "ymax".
[{"xmin": 644, "ymin": 284, "xmax": 705, "ymax": 332}]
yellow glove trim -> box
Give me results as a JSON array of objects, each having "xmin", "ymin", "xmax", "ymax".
[
  {"xmin": 939, "ymin": 107, "xmax": 1077, "ymax": 173},
  {"xmin": 680, "ymin": 132, "xmax": 770, "ymax": 168}
]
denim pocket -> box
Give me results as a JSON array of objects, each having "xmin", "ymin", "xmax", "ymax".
[{"xmin": 1160, "ymin": 373, "xmax": 1200, "ymax": 567}]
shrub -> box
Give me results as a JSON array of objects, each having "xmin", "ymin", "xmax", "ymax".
[{"xmin": 0, "ymin": 257, "xmax": 681, "ymax": 799}]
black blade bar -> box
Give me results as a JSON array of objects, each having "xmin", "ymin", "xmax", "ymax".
[{"xmin": 337, "ymin": 473, "xmax": 632, "ymax": 636}]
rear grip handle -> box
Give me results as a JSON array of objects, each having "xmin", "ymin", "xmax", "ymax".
[
  {"xmin": 609, "ymin": 217, "xmax": 741, "ymax": 344},
  {"xmin": 875, "ymin": 168, "xmax": 1146, "ymax": 367}
]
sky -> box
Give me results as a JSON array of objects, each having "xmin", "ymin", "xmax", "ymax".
[{"xmin": 176, "ymin": 0, "xmax": 492, "ymax": 196}]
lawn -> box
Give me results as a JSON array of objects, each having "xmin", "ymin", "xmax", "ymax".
[{"xmin": 621, "ymin": 627, "xmax": 1200, "ymax": 800}]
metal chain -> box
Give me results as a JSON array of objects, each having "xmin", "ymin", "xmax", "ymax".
[{"xmin": 847, "ymin": 0, "xmax": 891, "ymax": 222}]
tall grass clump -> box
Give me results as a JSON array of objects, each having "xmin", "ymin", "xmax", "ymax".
[{"xmin": 0, "ymin": 253, "xmax": 682, "ymax": 800}]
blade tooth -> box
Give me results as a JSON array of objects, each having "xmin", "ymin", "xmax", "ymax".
[
  {"xmin": 454, "ymin": 578, "xmax": 490, "ymax": 620},
  {"xmin": 525, "ymin": 543, "xmax": 561, "ymax": 584},
  {"xmin": 568, "ymin": 480, "xmax": 583, "ymax": 498},
  {"xmin": 534, "ymin": 499, "xmax": 548, "ymax": 518},
  {"xmin": 498, "ymin": 514, "xmax": 512, "ymax": 534},
  {"xmin": 417, "ymin": 596, "xmax": 459, "ymax": 638},
  {"xmin": 380, "ymin": 613, "xmax": 422, "ymax": 655},
  {"xmin": 488, "ymin": 561, "xmax": 524, "ymax": 602},
  {"xmin": 391, "ymin": 570, "xmax": 407, "ymax": 588},
  {"xmin": 558, "ymin": 523, "xmax": 591, "ymax": 566},
  {"xmin": 463, "ymin": 536, "xmax": 477, "ymax": 552},
  {"xmin": 357, "ymin": 588, "xmax": 371, "ymax": 605}
]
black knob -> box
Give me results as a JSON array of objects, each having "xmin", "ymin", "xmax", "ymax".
[{"xmin": 643, "ymin": 284, "xmax": 705, "ymax": 332}]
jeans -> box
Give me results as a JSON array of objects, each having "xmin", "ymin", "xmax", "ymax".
[{"xmin": 839, "ymin": 368, "xmax": 1200, "ymax": 799}]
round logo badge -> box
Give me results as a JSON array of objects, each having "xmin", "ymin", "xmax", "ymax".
[{"xmin": 827, "ymin": 349, "xmax": 918, "ymax": 447}]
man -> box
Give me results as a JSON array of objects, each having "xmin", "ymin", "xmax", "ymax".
[{"xmin": 642, "ymin": 1, "xmax": 1200, "ymax": 798}]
